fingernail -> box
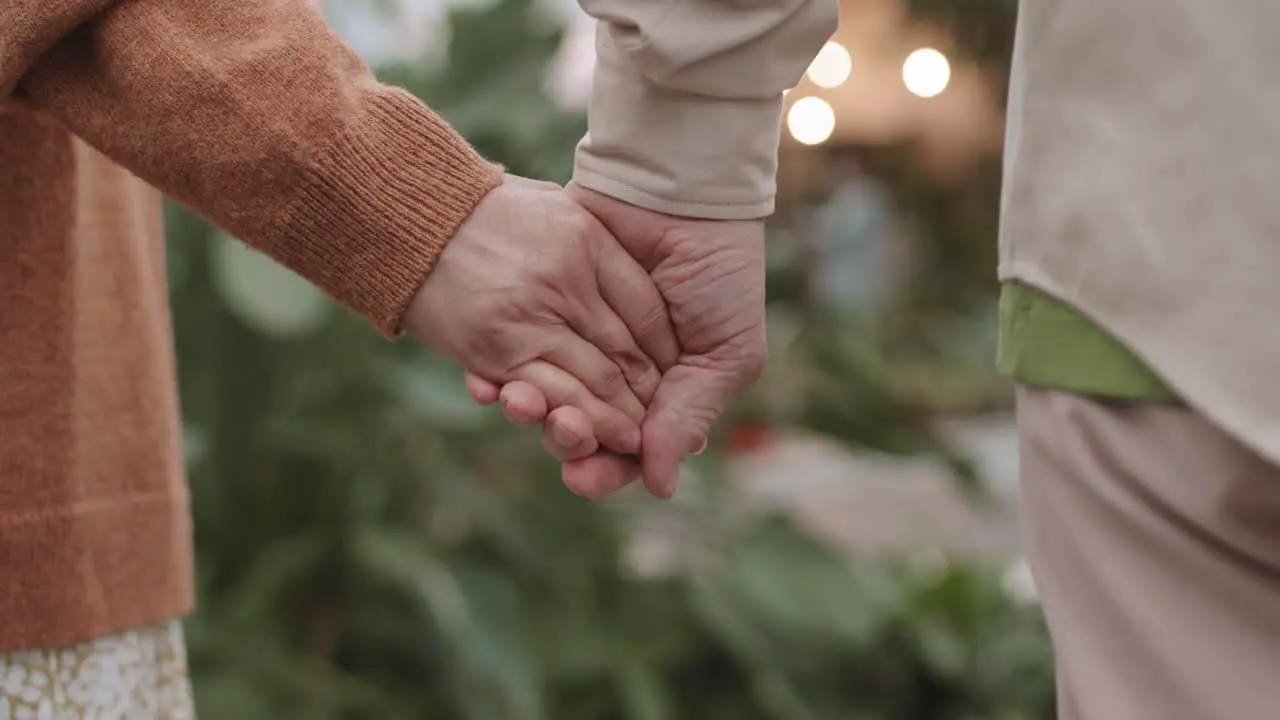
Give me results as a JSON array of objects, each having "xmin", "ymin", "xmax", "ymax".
[
  {"xmin": 691, "ymin": 437, "xmax": 708, "ymax": 456},
  {"xmin": 552, "ymin": 422, "xmax": 580, "ymax": 448},
  {"xmin": 501, "ymin": 399, "xmax": 536, "ymax": 426},
  {"xmin": 626, "ymin": 428, "xmax": 642, "ymax": 454}
]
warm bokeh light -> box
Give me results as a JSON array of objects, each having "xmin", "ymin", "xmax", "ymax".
[
  {"xmin": 903, "ymin": 48, "xmax": 951, "ymax": 98},
  {"xmin": 806, "ymin": 41, "xmax": 852, "ymax": 89},
  {"xmin": 786, "ymin": 96, "xmax": 836, "ymax": 145}
]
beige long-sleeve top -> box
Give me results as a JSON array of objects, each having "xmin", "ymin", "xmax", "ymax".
[
  {"xmin": 999, "ymin": 1, "xmax": 1280, "ymax": 464},
  {"xmin": 575, "ymin": 0, "xmax": 837, "ymax": 219},
  {"xmin": 0, "ymin": 0, "xmax": 834, "ymax": 652}
]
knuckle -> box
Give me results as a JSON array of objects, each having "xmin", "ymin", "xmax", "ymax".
[
  {"xmin": 635, "ymin": 304, "xmax": 672, "ymax": 341},
  {"xmin": 618, "ymin": 359, "xmax": 660, "ymax": 405},
  {"xmin": 569, "ymin": 210, "xmax": 594, "ymax": 236},
  {"xmin": 592, "ymin": 363, "xmax": 629, "ymax": 398},
  {"xmin": 607, "ymin": 341, "xmax": 652, "ymax": 376},
  {"xmin": 541, "ymin": 430, "xmax": 577, "ymax": 461},
  {"xmin": 594, "ymin": 326, "xmax": 634, "ymax": 355},
  {"xmin": 539, "ymin": 373, "xmax": 586, "ymax": 411},
  {"xmin": 738, "ymin": 345, "xmax": 768, "ymax": 388},
  {"xmin": 594, "ymin": 412, "xmax": 633, "ymax": 447}
]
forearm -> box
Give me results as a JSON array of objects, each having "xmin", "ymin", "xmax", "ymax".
[
  {"xmin": 573, "ymin": 0, "xmax": 838, "ymax": 220},
  {"xmin": 3, "ymin": 0, "xmax": 500, "ymax": 334}
]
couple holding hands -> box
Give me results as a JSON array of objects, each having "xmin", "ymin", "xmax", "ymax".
[{"xmin": 0, "ymin": 0, "xmax": 834, "ymax": 714}]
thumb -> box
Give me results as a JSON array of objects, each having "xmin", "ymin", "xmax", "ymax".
[{"xmin": 640, "ymin": 363, "xmax": 738, "ymax": 499}]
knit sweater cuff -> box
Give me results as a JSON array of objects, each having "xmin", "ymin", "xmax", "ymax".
[{"xmin": 278, "ymin": 89, "xmax": 502, "ymax": 336}]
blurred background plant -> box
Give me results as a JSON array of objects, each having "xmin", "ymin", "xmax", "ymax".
[{"xmin": 171, "ymin": 0, "xmax": 1053, "ymax": 717}]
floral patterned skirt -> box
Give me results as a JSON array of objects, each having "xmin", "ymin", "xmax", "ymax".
[{"xmin": 0, "ymin": 621, "xmax": 193, "ymax": 719}]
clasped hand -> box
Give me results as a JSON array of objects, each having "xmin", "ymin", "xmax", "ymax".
[{"xmin": 404, "ymin": 174, "xmax": 766, "ymax": 499}]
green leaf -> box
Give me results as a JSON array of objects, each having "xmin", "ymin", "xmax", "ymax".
[
  {"xmin": 353, "ymin": 530, "xmax": 543, "ymax": 720},
  {"xmin": 613, "ymin": 656, "xmax": 675, "ymax": 720},
  {"xmin": 209, "ymin": 233, "xmax": 332, "ymax": 339},
  {"xmin": 716, "ymin": 519, "xmax": 904, "ymax": 648},
  {"xmin": 394, "ymin": 356, "xmax": 493, "ymax": 429}
]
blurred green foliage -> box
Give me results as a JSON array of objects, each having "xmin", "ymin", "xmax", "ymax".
[{"xmin": 172, "ymin": 0, "xmax": 1051, "ymax": 717}]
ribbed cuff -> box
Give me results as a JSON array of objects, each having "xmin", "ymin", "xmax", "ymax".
[{"xmin": 277, "ymin": 88, "xmax": 502, "ymax": 336}]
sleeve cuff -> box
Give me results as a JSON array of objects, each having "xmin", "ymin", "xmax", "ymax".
[
  {"xmin": 277, "ymin": 89, "xmax": 503, "ymax": 337},
  {"xmin": 572, "ymin": 34, "xmax": 783, "ymax": 221}
]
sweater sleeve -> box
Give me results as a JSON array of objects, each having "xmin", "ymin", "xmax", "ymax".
[{"xmin": 0, "ymin": 0, "xmax": 502, "ymax": 335}]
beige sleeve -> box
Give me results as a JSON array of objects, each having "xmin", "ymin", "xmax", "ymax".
[{"xmin": 573, "ymin": 0, "xmax": 838, "ymax": 220}]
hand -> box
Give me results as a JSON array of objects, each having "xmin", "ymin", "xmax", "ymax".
[
  {"xmin": 467, "ymin": 185, "xmax": 767, "ymax": 499},
  {"xmin": 405, "ymin": 175, "xmax": 679, "ymax": 466}
]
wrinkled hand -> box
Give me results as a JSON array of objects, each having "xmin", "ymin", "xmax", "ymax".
[
  {"xmin": 467, "ymin": 184, "xmax": 767, "ymax": 499},
  {"xmin": 405, "ymin": 175, "xmax": 679, "ymax": 470}
]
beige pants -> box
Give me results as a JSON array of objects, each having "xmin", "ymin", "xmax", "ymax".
[
  {"xmin": 1018, "ymin": 387, "xmax": 1280, "ymax": 719},
  {"xmin": 0, "ymin": 621, "xmax": 193, "ymax": 719}
]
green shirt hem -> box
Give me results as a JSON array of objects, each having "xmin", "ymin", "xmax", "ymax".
[{"xmin": 997, "ymin": 282, "xmax": 1178, "ymax": 402}]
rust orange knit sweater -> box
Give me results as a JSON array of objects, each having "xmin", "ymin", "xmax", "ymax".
[{"xmin": 0, "ymin": 1, "xmax": 500, "ymax": 652}]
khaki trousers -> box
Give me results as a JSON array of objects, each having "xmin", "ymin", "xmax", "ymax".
[{"xmin": 1018, "ymin": 387, "xmax": 1280, "ymax": 719}]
